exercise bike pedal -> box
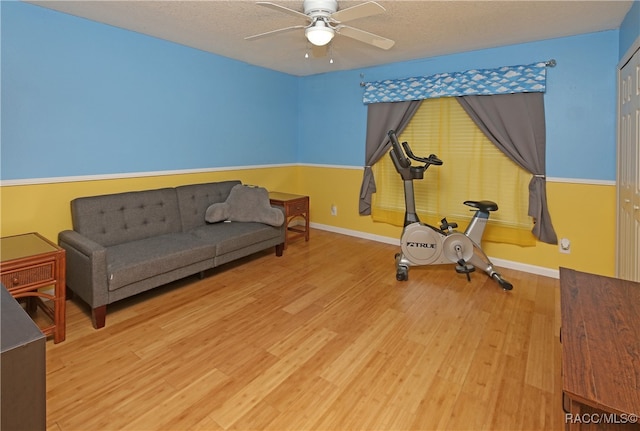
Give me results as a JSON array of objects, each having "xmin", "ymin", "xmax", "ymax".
[
  {"xmin": 455, "ymin": 259, "xmax": 475, "ymax": 282},
  {"xmin": 440, "ymin": 217, "xmax": 458, "ymax": 231},
  {"xmin": 455, "ymin": 264, "xmax": 475, "ymax": 274}
]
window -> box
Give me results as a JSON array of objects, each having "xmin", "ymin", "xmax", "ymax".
[{"xmin": 372, "ymin": 97, "xmax": 535, "ymax": 246}]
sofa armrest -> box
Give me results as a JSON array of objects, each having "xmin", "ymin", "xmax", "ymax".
[
  {"xmin": 273, "ymin": 205, "xmax": 287, "ymax": 236},
  {"xmin": 58, "ymin": 230, "xmax": 109, "ymax": 309}
]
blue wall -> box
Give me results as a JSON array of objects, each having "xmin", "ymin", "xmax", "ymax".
[
  {"xmin": 1, "ymin": 2, "xmax": 298, "ymax": 180},
  {"xmin": 2, "ymin": 1, "xmax": 633, "ymax": 183},
  {"xmin": 298, "ymin": 31, "xmax": 620, "ymax": 182}
]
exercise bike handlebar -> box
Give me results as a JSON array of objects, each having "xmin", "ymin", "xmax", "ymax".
[
  {"xmin": 387, "ymin": 130, "xmax": 443, "ymax": 166},
  {"xmin": 402, "ymin": 142, "xmax": 443, "ymax": 166},
  {"xmin": 388, "ymin": 130, "xmax": 411, "ymax": 168}
]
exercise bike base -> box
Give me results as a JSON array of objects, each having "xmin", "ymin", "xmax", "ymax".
[
  {"xmin": 395, "ymin": 253, "xmax": 513, "ymax": 290},
  {"xmin": 492, "ymin": 273, "xmax": 514, "ymax": 290}
]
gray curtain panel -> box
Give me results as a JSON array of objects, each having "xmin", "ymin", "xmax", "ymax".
[
  {"xmin": 359, "ymin": 100, "xmax": 422, "ymax": 215},
  {"xmin": 457, "ymin": 93, "xmax": 558, "ymax": 244}
]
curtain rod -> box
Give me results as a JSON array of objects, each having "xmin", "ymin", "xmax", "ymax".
[{"xmin": 359, "ymin": 59, "xmax": 557, "ymax": 87}]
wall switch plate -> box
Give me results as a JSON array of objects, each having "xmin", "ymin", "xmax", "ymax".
[{"xmin": 559, "ymin": 238, "xmax": 571, "ymax": 254}]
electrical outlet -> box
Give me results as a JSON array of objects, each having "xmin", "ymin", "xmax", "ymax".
[
  {"xmin": 559, "ymin": 238, "xmax": 571, "ymax": 254},
  {"xmin": 331, "ymin": 204, "xmax": 337, "ymax": 216}
]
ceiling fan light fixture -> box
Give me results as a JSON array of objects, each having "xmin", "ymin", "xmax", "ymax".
[{"xmin": 305, "ymin": 20, "xmax": 334, "ymax": 46}]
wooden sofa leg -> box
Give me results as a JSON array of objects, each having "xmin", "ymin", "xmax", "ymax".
[
  {"xmin": 92, "ymin": 305, "xmax": 106, "ymax": 329},
  {"xmin": 275, "ymin": 243, "xmax": 284, "ymax": 257}
]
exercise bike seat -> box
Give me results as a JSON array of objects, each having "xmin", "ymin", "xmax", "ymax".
[{"xmin": 464, "ymin": 200, "xmax": 498, "ymax": 212}]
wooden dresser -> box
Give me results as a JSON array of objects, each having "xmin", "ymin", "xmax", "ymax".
[
  {"xmin": 1, "ymin": 285, "xmax": 46, "ymax": 431},
  {"xmin": 560, "ymin": 268, "xmax": 640, "ymax": 430}
]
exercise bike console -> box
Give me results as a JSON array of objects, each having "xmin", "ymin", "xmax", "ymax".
[{"xmin": 387, "ymin": 130, "xmax": 512, "ymax": 290}]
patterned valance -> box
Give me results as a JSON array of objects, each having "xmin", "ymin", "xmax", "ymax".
[{"xmin": 362, "ymin": 62, "xmax": 547, "ymax": 104}]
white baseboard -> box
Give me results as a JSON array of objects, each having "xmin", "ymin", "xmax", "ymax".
[
  {"xmin": 310, "ymin": 222, "xmax": 560, "ymax": 279},
  {"xmin": 488, "ymin": 257, "xmax": 559, "ymax": 279}
]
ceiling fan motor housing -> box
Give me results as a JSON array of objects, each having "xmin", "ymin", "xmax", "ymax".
[{"xmin": 303, "ymin": 0, "xmax": 338, "ymax": 18}]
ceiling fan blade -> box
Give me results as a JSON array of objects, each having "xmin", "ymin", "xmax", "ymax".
[
  {"xmin": 331, "ymin": 1, "xmax": 385, "ymax": 23},
  {"xmin": 245, "ymin": 25, "xmax": 306, "ymax": 41},
  {"xmin": 336, "ymin": 25, "xmax": 395, "ymax": 50},
  {"xmin": 256, "ymin": 2, "xmax": 311, "ymax": 22}
]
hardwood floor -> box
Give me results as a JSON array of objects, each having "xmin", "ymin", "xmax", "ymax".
[{"xmin": 46, "ymin": 229, "xmax": 563, "ymax": 431}]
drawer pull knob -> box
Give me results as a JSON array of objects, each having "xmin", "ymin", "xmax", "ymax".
[{"xmin": 12, "ymin": 277, "xmax": 20, "ymax": 286}]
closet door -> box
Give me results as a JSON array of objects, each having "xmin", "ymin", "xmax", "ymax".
[{"xmin": 617, "ymin": 46, "xmax": 640, "ymax": 282}]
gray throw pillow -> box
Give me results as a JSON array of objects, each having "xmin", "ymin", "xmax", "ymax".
[
  {"xmin": 205, "ymin": 185, "xmax": 285, "ymax": 227},
  {"xmin": 226, "ymin": 185, "xmax": 285, "ymax": 227},
  {"xmin": 205, "ymin": 202, "xmax": 230, "ymax": 223}
]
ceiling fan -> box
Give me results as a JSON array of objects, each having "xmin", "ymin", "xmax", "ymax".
[{"xmin": 245, "ymin": 0, "xmax": 395, "ymax": 50}]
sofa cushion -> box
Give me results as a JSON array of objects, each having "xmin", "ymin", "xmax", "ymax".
[
  {"xmin": 189, "ymin": 222, "xmax": 281, "ymax": 255},
  {"xmin": 106, "ymin": 233, "xmax": 215, "ymax": 291},
  {"xmin": 71, "ymin": 188, "xmax": 182, "ymax": 247},
  {"xmin": 176, "ymin": 181, "xmax": 241, "ymax": 232}
]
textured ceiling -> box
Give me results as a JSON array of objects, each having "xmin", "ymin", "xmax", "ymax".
[{"xmin": 28, "ymin": 0, "xmax": 634, "ymax": 76}]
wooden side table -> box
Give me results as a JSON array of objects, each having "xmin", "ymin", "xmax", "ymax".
[
  {"xmin": 269, "ymin": 192, "xmax": 310, "ymax": 248},
  {"xmin": 0, "ymin": 233, "xmax": 66, "ymax": 343}
]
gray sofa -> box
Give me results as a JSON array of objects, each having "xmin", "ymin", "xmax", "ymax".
[{"xmin": 58, "ymin": 180, "xmax": 285, "ymax": 329}]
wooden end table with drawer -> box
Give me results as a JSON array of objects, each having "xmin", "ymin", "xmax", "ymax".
[
  {"xmin": 269, "ymin": 192, "xmax": 309, "ymax": 249},
  {"xmin": 0, "ymin": 232, "xmax": 66, "ymax": 343}
]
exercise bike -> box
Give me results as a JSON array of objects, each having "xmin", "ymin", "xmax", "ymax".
[{"xmin": 387, "ymin": 130, "xmax": 513, "ymax": 290}]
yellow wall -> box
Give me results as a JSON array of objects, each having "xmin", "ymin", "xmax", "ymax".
[
  {"xmin": 294, "ymin": 166, "xmax": 616, "ymax": 277},
  {"xmin": 0, "ymin": 167, "xmax": 299, "ymax": 242},
  {"xmin": 0, "ymin": 166, "xmax": 616, "ymax": 277}
]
